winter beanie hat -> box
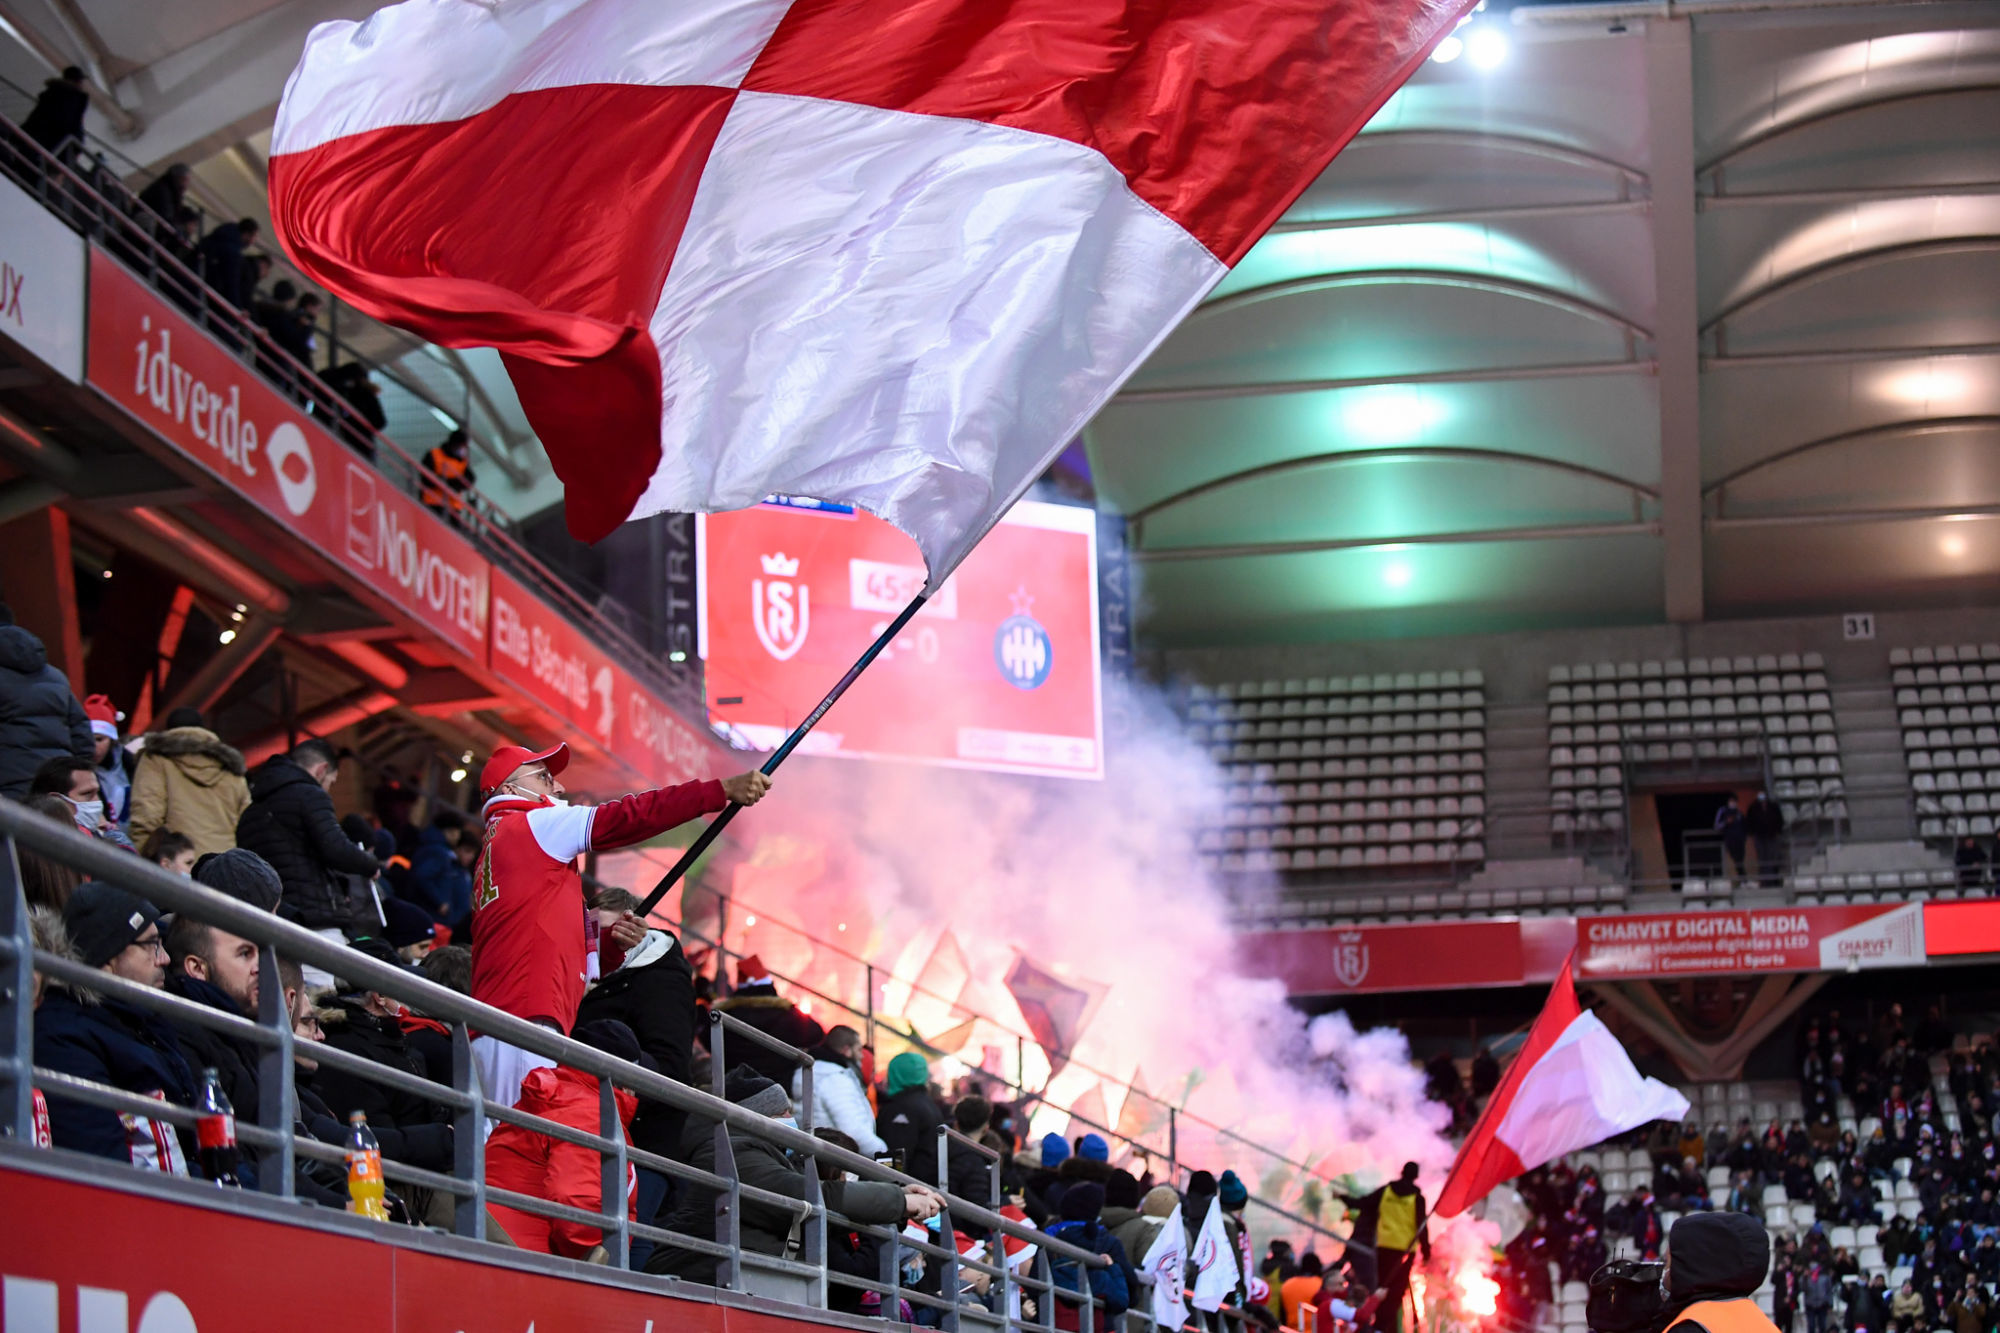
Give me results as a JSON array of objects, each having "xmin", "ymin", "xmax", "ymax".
[
  {"xmin": 1077, "ymin": 1132, "xmax": 1110, "ymax": 1162},
  {"xmin": 63, "ymin": 882, "xmax": 160, "ymax": 968},
  {"xmin": 1041, "ymin": 1132, "xmax": 1071, "ymax": 1167},
  {"xmin": 572, "ymin": 1018, "xmax": 643, "ymax": 1066},
  {"xmin": 191, "ymin": 848, "xmax": 283, "ymax": 913},
  {"xmin": 885, "ymin": 1051, "xmax": 930, "ymax": 1097},
  {"xmin": 1060, "ymin": 1181, "xmax": 1107, "ymax": 1223},
  {"xmin": 725, "ymin": 1066, "xmax": 792, "ymax": 1118},
  {"xmin": 1218, "ymin": 1170, "xmax": 1249, "ymax": 1208},
  {"xmin": 1142, "ymin": 1185, "xmax": 1180, "ymax": 1218}
]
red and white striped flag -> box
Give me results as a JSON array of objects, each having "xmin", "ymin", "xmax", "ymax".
[
  {"xmin": 1434, "ymin": 953, "xmax": 1690, "ymax": 1218},
  {"xmin": 269, "ymin": 0, "xmax": 1469, "ymax": 579}
]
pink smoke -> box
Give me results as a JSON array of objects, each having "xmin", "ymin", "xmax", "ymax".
[{"xmin": 605, "ymin": 682, "xmax": 1496, "ymax": 1270}]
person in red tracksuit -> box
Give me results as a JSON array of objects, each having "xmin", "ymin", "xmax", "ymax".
[{"xmin": 469, "ymin": 740, "xmax": 770, "ymax": 1109}]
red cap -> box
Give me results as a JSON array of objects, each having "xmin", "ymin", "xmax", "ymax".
[
  {"xmin": 83, "ymin": 694, "xmax": 120, "ymax": 739},
  {"xmin": 480, "ymin": 742, "xmax": 569, "ymax": 794},
  {"xmin": 736, "ymin": 954, "xmax": 771, "ymax": 986}
]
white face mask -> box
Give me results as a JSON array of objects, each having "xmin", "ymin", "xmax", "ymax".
[{"xmin": 69, "ymin": 797, "xmax": 104, "ymax": 831}]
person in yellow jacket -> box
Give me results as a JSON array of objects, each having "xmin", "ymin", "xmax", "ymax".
[
  {"xmin": 127, "ymin": 706, "xmax": 251, "ymax": 857},
  {"xmin": 1656, "ymin": 1212, "xmax": 1781, "ymax": 1333}
]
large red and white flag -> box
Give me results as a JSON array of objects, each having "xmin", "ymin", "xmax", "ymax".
[
  {"xmin": 1434, "ymin": 953, "xmax": 1689, "ymax": 1218},
  {"xmin": 269, "ymin": 0, "xmax": 1469, "ymax": 580}
]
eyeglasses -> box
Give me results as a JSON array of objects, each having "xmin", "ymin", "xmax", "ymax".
[{"xmin": 132, "ymin": 932, "xmax": 167, "ymax": 957}]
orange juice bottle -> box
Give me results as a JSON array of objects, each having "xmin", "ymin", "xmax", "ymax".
[{"xmin": 346, "ymin": 1110, "xmax": 390, "ymax": 1220}]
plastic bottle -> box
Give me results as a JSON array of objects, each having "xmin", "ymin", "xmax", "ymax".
[
  {"xmin": 346, "ymin": 1110, "xmax": 390, "ymax": 1220},
  {"xmin": 196, "ymin": 1067, "xmax": 242, "ymax": 1187}
]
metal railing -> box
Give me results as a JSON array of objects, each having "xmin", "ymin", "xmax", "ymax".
[
  {"xmin": 0, "ymin": 110, "xmax": 705, "ymax": 723},
  {"xmin": 0, "ymin": 800, "xmax": 1246, "ymax": 1333},
  {"xmin": 632, "ymin": 877, "xmax": 1366, "ymax": 1255}
]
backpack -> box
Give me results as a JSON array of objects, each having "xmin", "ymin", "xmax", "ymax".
[{"xmin": 1048, "ymin": 1221, "xmax": 1131, "ymax": 1314}]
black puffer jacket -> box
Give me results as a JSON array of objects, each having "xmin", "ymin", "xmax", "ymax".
[
  {"xmin": 0, "ymin": 623, "xmax": 91, "ymax": 799},
  {"xmin": 574, "ymin": 932, "xmax": 697, "ymax": 1159},
  {"xmin": 646, "ymin": 1109, "xmax": 909, "ymax": 1283},
  {"xmin": 163, "ymin": 972, "xmax": 266, "ymax": 1187},
  {"xmin": 314, "ymin": 998, "xmax": 453, "ymax": 1171},
  {"xmin": 235, "ymin": 755, "xmax": 381, "ymax": 928}
]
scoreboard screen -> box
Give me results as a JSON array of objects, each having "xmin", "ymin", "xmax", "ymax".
[{"xmin": 699, "ymin": 499, "xmax": 1103, "ymax": 779}]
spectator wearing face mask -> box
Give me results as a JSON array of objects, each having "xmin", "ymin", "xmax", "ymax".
[
  {"xmin": 29, "ymin": 755, "xmax": 133, "ymax": 850},
  {"xmin": 82, "ymin": 695, "xmax": 133, "ymax": 827},
  {"xmin": 127, "ymin": 707, "xmax": 250, "ymax": 858},
  {"xmin": 469, "ymin": 741, "xmax": 764, "ymax": 1110},
  {"xmin": 647, "ymin": 1066, "xmax": 944, "ymax": 1283}
]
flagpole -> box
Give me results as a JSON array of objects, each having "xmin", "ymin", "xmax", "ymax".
[{"xmin": 638, "ymin": 591, "xmax": 929, "ymax": 915}]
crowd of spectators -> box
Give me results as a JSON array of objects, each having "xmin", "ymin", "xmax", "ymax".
[
  {"xmin": 1490, "ymin": 1003, "xmax": 2000, "ymax": 1333},
  {"xmin": 7, "ymin": 92, "xmax": 469, "ymax": 493},
  {"xmin": 4, "ymin": 687, "xmax": 1314, "ymax": 1331}
]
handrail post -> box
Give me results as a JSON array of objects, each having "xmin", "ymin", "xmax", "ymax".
[
  {"xmin": 254, "ymin": 944, "xmax": 295, "ymax": 1199},
  {"xmin": 865, "ymin": 963, "xmax": 876, "ymax": 1051},
  {"xmin": 938, "ymin": 1123, "xmax": 960, "ymax": 1332},
  {"xmin": 1168, "ymin": 1108, "xmax": 1179, "ymax": 1185},
  {"xmin": 451, "ymin": 1020, "xmax": 488, "ymax": 1239},
  {"xmin": 1, "ymin": 836, "xmax": 33, "ymax": 1142},
  {"xmin": 601, "ymin": 1071, "xmax": 630, "ymax": 1269}
]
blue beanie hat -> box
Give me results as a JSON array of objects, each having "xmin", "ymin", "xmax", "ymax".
[
  {"xmin": 1041, "ymin": 1132, "xmax": 1070, "ymax": 1166},
  {"xmin": 1078, "ymin": 1133, "xmax": 1110, "ymax": 1162},
  {"xmin": 1218, "ymin": 1169, "xmax": 1248, "ymax": 1208}
]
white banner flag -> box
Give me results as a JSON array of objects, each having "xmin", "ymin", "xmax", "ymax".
[
  {"xmin": 1188, "ymin": 1199, "xmax": 1240, "ymax": 1313},
  {"xmin": 1140, "ymin": 1204, "xmax": 1188, "ymax": 1329}
]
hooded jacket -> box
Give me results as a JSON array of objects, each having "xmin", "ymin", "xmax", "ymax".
[
  {"xmin": 485, "ymin": 1064, "xmax": 639, "ymax": 1256},
  {"xmin": 315, "ymin": 997, "xmax": 453, "ymax": 1170},
  {"xmin": 792, "ymin": 1043, "xmax": 886, "ymax": 1157},
  {"xmin": 471, "ymin": 780, "xmax": 725, "ymax": 1032},
  {"xmin": 645, "ymin": 1105, "xmax": 909, "ymax": 1282},
  {"xmin": 713, "ymin": 986, "xmax": 825, "ymax": 1086},
  {"xmin": 1342, "ymin": 1176, "xmax": 1431, "ymax": 1258},
  {"xmin": 0, "ymin": 623, "xmax": 92, "ymax": 799},
  {"xmin": 236, "ymin": 755, "xmax": 382, "ymax": 928},
  {"xmin": 129, "ymin": 727, "xmax": 251, "ymax": 856},
  {"xmin": 574, "ymin": 931, "xmax": 698, "ymax": 1159},
  {"xmin": 876, "ymin": 1084, "xmax": 945, "ymax": 1185},
  {"xmin": 1657, "ymin": 1212, "xmax": 1778, "ymax": 1333},
  {"xmin": 33, "ymin": 986, "xmax": 195, "ymax": 1172}
]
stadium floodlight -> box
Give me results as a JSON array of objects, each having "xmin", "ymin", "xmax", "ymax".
[
  {"xmin": 1433, "ymin": 34, "xmax": 1464, "ymax": 63},
  {"xmin": 1467, "ymin": 26, "xmax": 1509, "ymax": 69}
]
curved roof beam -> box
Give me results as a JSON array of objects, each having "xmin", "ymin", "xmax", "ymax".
[
  {"xmin": 1131, "ymin": 520, "xmax": 1660, "ymax": 563},
  {"xmin": 1345, "ymin": 129, "xmax": 1650, "ymax": 191},
  {"xmin": 1187, "ymin": 270, "xmax": 1653, "ymax": 344},
  {"xmin": 1700, "ymin": 84, "xmax": 2000, "ymax": 183},
  {"xmin": 1128, "ymin": 446, "xmax": 1658, "ymax": 526},
  {"xmin": 1703, "ymin": 238, "xmax": 2000, "ymax": 339},
  {"xmin": 1703, "ymin": 415, "xmax": 2000, "ymax": 496},
  {"xmin": 1115, "ymin": 357, "xmax": 1652, "ymax": 404}
]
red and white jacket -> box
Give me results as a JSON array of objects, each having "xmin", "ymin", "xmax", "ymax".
[{"xmin": 470, "ymin": 779, "xmax": 726, "ymax": 1032}]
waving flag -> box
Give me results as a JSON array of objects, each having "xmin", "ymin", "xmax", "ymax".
[
  {"xmin": 1189, "ymin": 1197, "xmax": 1242, "ymax": 1313},
  {"xmin": 269, "ymin": 0, "xmax": 1470, "ymax": 580},
  {"xmin": 1434, "ymin": 954, "xmax": 1690, "ymax": 1218},
  {"xmin": 1140, "ymin": 1203, "xmax": 1189, "ymax": 1329}
]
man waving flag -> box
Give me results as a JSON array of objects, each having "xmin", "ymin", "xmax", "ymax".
[
  {"xmin": 1435, "ymin": 953, "xmax": 1690, "ymax": 1219},
  {"xmin": 269, "ymin": 0, "xmax": 1472, "ymax": 584}
]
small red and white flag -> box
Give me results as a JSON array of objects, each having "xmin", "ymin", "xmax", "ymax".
[
  {"xmin": 269, "ymin": 0, "xmax": 1470, "ymax": 580},
  {"xmin": 1434, "ymin": 953, "xmax": 1690, "ymax": 1218}
]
